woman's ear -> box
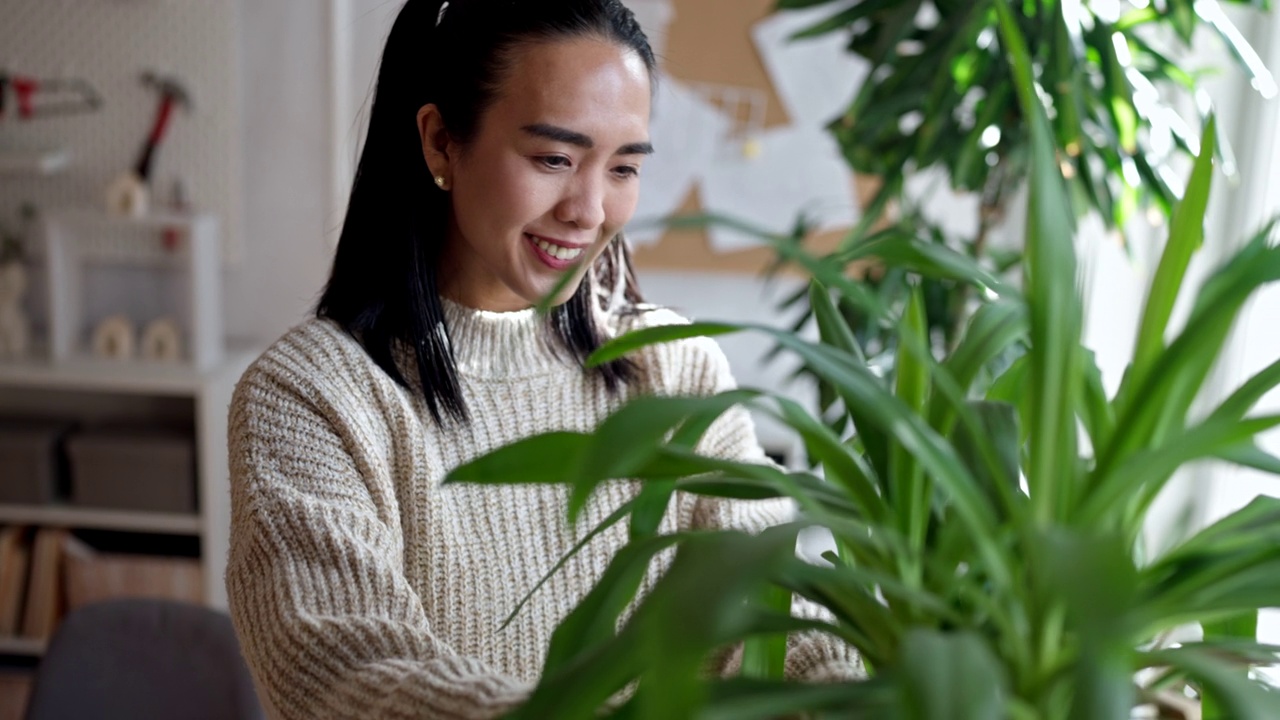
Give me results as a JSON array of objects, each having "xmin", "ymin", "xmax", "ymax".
[{"xmin": 417, "ymin": 104, "xmax": 454, "ymax": 188}]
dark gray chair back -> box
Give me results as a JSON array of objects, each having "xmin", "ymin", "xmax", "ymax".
[{"xmin": 25, "ymin": 598, "xmax": 263, "ymax": 720}]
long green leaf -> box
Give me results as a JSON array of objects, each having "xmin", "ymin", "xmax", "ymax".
[
  {"xmin": 588, "ymin": 322, "xmax": 743, "ymax": 367},
  {"xmin": 1125, "ymin": 116, "xmax": 1218, "ymax": 411},
  {"xmin": 838, "ymin": 232, "xmax": 1018, "ymax": 298},
  {"xmin": 538, "ymin": 532, "xmax": 690, "ymax": 680},
  {"xmin": 1202, "ymin": 612, "xmax": 1260, "ymax": 720},
  {"xmin": 766, "ymin": 394, "xmax": 889, "ymax": 522},
  {"xmin": 1098, "ymin": 226, "xmax": 1280, "ymax": 480},
  {"xmin": 892, "ymin": 288, "xmax": 931, "ymax": 558},
  {"xmin": 700, "ymin": 677, "xmax": 894, "ymax": 720},
  {"xmin": 570, "ymin": 391, "xmax": 759, "ymax": 522},
  {"xmin": 1079, "ymin": 415, "xmax": 1280, "ymax": 526},
  {"xmin": 808, "ymin": 281, "xmax": 891, "ymax": 482},
  {"xmin": 897, "ymin": 630, "xmax": 1008, "ymax": 720},
  {"xmin": 631, "ymin": 527, "xmax": 801, "ymax": 720},
  {"xmin": 445, "ymin": 432, "xmax": 590, "ymax": 485},
  {"xmin": 1142, "ymin": 646, "xmax": 1280, "ymax": 720},
  {"xmin": 739, "ymin": 583, "xmax": 792, "ymax": 680},
  {"xmin": 997, "ymin": 1, "xmax": 1084, "ymax": 525},
  {"xmin": 1208, "ymin": 355, "xmax": 1280, "ymax": 424}
]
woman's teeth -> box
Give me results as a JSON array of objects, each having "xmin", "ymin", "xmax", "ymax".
[{"xmin": 532, "ymin": 237, "xmax": 583, "ymax": 261}]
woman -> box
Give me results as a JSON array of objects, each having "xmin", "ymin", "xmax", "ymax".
[{"xmin": 226, "ymin": 1, "xmax": 858, "ymax": 717}]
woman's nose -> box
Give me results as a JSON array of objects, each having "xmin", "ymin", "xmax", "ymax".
[{"xmin": 554, "ymin": 174, "xmax": 607, "ymax": 230}]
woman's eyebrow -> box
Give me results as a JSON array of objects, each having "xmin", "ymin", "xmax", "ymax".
[
  {"xmin": 522, "ymin": 123, "xmax": 654, "ymax": 156},
  {"xmin": 617, "ymin": 141, "xmax": 655, "ymax": 156},
  {"xmin": 523, "ymin": 123, "xmax": 593, "ymax": 148}
]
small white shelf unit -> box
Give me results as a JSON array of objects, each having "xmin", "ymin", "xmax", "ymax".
[{"xmin": 42, "ymin": 208, "xmax": 223, "ymax": 371}]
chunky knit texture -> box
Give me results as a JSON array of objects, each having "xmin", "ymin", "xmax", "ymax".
[{"xmin": 226, "ymin": 300, "xmax": 858, "ymax": 719}]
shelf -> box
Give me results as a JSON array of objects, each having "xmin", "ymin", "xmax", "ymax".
[
  {"xmin": 48, "ymin": 207, "xmax": 212, "ymax": 231},
  {"xmin": 0, "ymin": 504, "xmax": 201, "ymax": 536},
  {"xmin": 0, "ymin": 637, "xmax": 45, "ymax": 657},
  {"xmin": 0, "ymin": 346, "xmax": 258, "ymax": 396}
]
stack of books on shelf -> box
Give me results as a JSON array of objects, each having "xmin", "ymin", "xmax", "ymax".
[
  {"xmin": 0, "ymin": 527, "xmax": 31, "ymax": 637},
  {"xmin": 0, "ymin": 526, "xmax": 67, "ymax": 642},
  {"xmin": 0, "ymin": 525, "xmax": 204, "ymax": 647},
  {"xmin": 0, "ymin": 670, "xmax": 33, "ymax": 720}
]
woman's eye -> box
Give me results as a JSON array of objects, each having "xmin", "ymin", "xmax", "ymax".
[
  {"xmin": 613, "ymin": 165, "xmax": 640, "ymax": 179},
  {"xmin": 538, "ymin": 156, "xmax": 571, "ymax": 170}
]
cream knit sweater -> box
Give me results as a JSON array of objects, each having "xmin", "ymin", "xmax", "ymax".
[{"xmin": 226, "ymin": 300, "xmax": 857, "ymax": 719}]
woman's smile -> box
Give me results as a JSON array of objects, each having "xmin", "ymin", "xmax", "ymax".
[{"xmin": 524, "ymin": 232, "xmax": 587, "ymax": 270}]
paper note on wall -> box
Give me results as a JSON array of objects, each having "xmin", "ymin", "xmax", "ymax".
[
  {"xmin": 628, "ymin": 80, "xmax": 733, "ymax": 246},
  {"xmin": 752, "ymin": 7, "xmax": 871, "ymax": 128},
  {"xmin": 698, "ymin": 126, "xmax": 857, "ymax": 252}
]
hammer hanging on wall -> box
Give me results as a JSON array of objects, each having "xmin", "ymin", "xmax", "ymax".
[
  {"xmin": 106, "ymin": 71, "xmax": 194, "ymax": 217},
  {"xmin": 134, "ymin": 71, "xmax": 193, "ymax": 183}
]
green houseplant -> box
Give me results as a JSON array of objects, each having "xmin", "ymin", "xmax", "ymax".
[
  {"xmin": 446, "ymin": 6, "xmax": 1280, "ymax": 718},
  {"xmin": 770, "ymin": 0, "xmax": 1275, "ymax": 353}
]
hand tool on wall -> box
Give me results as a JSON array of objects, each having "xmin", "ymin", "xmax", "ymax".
[
  {"xmin": 0, "ymin": 70, "xmax": 102, "ymax": 121},
  {"xmin": 133, "ymin": 72, "xmax": 192, "ymax": 183},
  {"xmin": 106, "ymin": 71, "xmax": 193, "ymax": 217}
]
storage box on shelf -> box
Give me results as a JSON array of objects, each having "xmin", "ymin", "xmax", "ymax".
[
  {"xmin": 0, "ymin": 421, "xmax": 72, "ymax": 505},
  {"xmin": 42, "ymin": 208, "xmax": 222, "ymax": 371},
  {"xmin": 66, "ymin": 429, "xmax": 196, "ymax": 514}
]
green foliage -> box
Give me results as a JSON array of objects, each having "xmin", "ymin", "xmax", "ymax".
[
  {"xmin": 767, "ymin": 0, "xmax": 1274, "ymax": 360},
  {"xmin": 783, "ymin": 0, "xmax": 1272, "ymax": 229},
  {"xmin": 444, "ymin": 9, "xmax": 1280, "ymax": 719}
]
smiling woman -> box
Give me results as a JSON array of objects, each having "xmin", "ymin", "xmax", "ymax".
[
  {"xmin": 224, "ymin": 1, "xmax": 860, "ymax": 718},
  {"xmin": 417, "ymin": 38, "xmax": 653, "ymax": 312}
]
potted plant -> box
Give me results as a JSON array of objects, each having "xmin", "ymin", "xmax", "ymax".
[{"xmin": 447, "ymin": 7, "xmax": 1280, "ymax": 718}]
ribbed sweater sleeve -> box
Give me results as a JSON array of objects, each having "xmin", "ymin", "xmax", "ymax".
[{"xmin": 226, "ymin": 353, "xmax": 531, "ymax": 719}]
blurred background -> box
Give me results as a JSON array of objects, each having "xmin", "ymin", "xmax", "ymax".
[{"xmin": 0, "ymin": 0, "xmax": 1277, "ymax": 716}]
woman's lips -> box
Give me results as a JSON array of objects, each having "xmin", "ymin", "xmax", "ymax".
[{"xmin": 525, "ymin": 233, "xmax": 586, "ymax": 270}]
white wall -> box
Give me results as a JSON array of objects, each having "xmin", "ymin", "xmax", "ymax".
[{"xmin": 222, "ymin": 0, "xmax": 334, "ymax": 345}]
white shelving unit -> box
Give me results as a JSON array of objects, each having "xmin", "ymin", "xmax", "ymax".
[
  {"xmin": 0, "ymin": 349, "xmax": 258, "ymax": 660},
  {"xmin": 0, "ymin": 204, "xmax": 252, "ymax": 658},
  {"xmin": 0, "ymin": 347, "xmax": 255, "ymax": 616}
]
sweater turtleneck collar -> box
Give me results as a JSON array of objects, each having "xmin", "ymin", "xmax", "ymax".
[{"xmin": 440, "ymin": 297, "xmax": 577, "ymax": 379}]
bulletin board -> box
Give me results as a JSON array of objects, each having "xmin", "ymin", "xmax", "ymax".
[{"xmin": 630, "ymin": 0, "xmax": 863, "ymax": 275}]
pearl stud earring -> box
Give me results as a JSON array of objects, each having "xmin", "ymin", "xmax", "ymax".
[{"xmin": 434, "ymin": 176, "xmax": 447, "ymax": 190}]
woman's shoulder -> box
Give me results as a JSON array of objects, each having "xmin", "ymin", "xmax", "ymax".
[
  {"xmin": 233, "ymin": 316, "xmax": 387, "ymax": 414},
  {"xmin": 240, "ymin": 316, "xmax": 364, "ymax": 383}
]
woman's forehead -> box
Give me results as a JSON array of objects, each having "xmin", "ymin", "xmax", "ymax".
[{"xmin": 488, "ymin": 37, "xmax": 652, "ymax": 140}]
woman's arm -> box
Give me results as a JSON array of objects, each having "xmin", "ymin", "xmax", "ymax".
[{"xmin": 226, "ymin": 363, "xmax": 531, "ymax": 720}]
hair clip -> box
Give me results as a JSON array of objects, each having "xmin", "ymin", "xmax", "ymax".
[{"xmin": 437, "ymin": 1, "xmax": 450, "ymax": 27}]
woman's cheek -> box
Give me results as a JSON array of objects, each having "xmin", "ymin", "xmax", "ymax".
[{"xmin": 606, "ymin": 185, "xmax": 641, "ymax": 233}]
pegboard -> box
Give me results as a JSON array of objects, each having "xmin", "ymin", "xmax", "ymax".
[{"xmin": 0, "ymin": 0, "xmax": 242, "ymax": 264}]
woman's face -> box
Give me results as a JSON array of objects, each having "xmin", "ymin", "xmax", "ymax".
[{"xmin": 422, "ymin": 37, "xmax": 653, "ymax": 312}]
